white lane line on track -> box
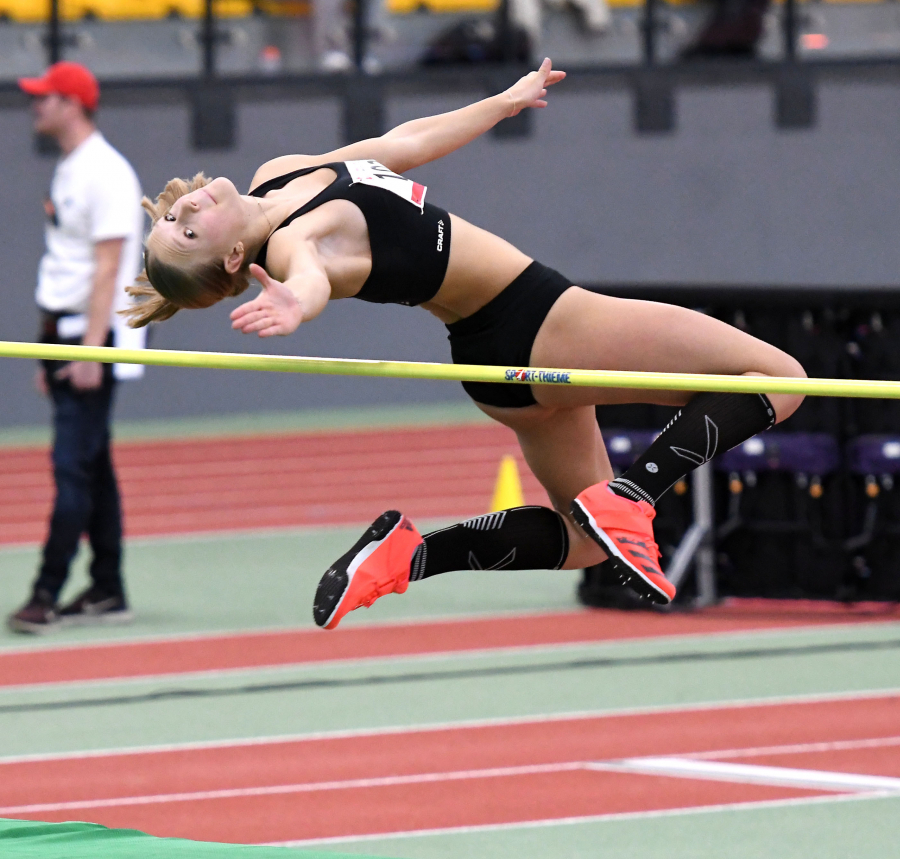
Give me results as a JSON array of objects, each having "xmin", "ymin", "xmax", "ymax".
[
  {"xmin": 593, "ymin": 757, "xmax": 900, "ymax": 793},
  {"xmin": 0, "ymin": 687, "xmax": 897, "ymax": 765},
  {"xmin": 9, "ymin": 623, "xmax": 884, "ymax": 696},
  {"xmin": 0, "ymin": 513, "xmax": 468, "ymax": 554},
  {"xmin": 264, "ymin": 791, "xmax": 900, "ymax": 847},
  {"xmin": 3, "ymin": 605, "xmax": 896, "ymax": 657},
  {"xmin": 0, "ymin": 607, "xmax": 576, "ymax": 656},
  {"xmin": 0, "ymin": 638, "xmax": 658, "ymax": 695},
  {"xmin": 687, "ymin": 734, "xmax": 900, "ymax": 761},
  {"xmin": 1, "ymin": 616, "xmax": 896, "ymax": 695},
  {"xmin": 0, "ymin": 762, "xmax": 591, "ymax": 815},
  {"xmin": 5, "ymin": 742, "xmax": 900, "ymax": 816},
  {"xmin": 0, "ymin": 599, "xmax": 894, "ymax": 661}
]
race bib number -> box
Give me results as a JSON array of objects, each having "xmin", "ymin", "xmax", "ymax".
[{"xmin": 345, "ymin": 160, "xmax": 426, "ymax": 212}]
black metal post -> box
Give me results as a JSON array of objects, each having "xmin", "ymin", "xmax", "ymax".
[
  {"xmin": 490, "ymin": 0, "xmax": 531, "ymax": 137},
  {"xmin": 783, "ymin": 0, "xmax": 797, "ymax": 60},
  {"xmin": 47, "ymin": 0, "xmax": 62, "ymax": 64},
  {"xmin": 642, "ymin": 0, "xmax": 658, "ymax": 66},
  {"xmin": 774, "ymin": 0, "xmax": 815, "ymax": 127},
  {"xmin": 498, "ymin": 0, "xmax": 515, "ymax": 64},
  {"xmin": 352, "ymin": 0, "xmax": 367, "ymax": 71},
  {"xmin": 35, "ymin": 0, "xmax": 64, "ymax": 153},
  {"xmin": 202, "ymin": 0, "xmax": 216, "ymax": 77},
  {"xmin": 191, "ymin": 0, "xmax": 235, "ymax": 148},
  {"xmin": 633, "ymin": 0, "xmax": 674, "ymax": 133}
]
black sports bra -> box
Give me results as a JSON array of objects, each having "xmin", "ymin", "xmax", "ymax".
[{"xmin": 249, "ymin": 160, "xmax": 452, "ymax": 307}]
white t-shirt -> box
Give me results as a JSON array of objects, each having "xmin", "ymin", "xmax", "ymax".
[{"xmin": 36, "ymin": 130, "xmax": 146, "ymax": 380}]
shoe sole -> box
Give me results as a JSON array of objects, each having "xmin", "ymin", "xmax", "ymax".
[
  {"xmin": 6, "ymin": 618, "xmax": 60, "ymax": 635},
  {"xmin": 570, "ymin": 499, "xmax": 672, "ymax": 605},
  {"xmin": 313, "ymin": 511, "xmax": 404, "ymax": 629}
]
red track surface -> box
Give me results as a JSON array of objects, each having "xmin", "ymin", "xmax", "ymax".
[
  {"xmin": 0, "ymin": 424, "xmax": 548, "ymax": 545},
  {"xmin": 1, "ymin": 601, "xmax": 895, "ymax": 689},
  {"xmin": 2, "ymin": 695, "xmax": 897, "ymax": 844}
]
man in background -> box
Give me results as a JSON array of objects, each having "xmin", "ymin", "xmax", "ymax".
[{"xmin": 7, "ymin": 62, "xmax": 145, "ymax": 633}]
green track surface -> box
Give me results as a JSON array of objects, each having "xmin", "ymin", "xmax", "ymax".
[{"xmin": 0, "ymin": 818, "xmax": 382, "ymax": 859}]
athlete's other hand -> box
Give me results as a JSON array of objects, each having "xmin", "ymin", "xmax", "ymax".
[
  {"xmin": 55, "ymin": 361, "xmax": 103, "ymax": 390},
  {"xmin": 230, "ymin": 264, "xmax": 303, "ymax": 337},
  {"xmin": 505, "ymin": 58, "xmax": 565, "ymax": 117}
]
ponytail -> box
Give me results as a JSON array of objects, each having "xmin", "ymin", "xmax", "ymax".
[{"xmin": 121, "ymin": 274, "xmax": 181, "ymax": 328}]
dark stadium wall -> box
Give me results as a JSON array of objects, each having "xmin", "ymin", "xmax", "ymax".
[{"xmin": 0, "ymin": 80, "xmax": 898, "ymax": 426}]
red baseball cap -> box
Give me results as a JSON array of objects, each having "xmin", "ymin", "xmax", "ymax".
[{"xmin": 19, "ymin": 62, "xmax": 99, "ymax": 111}]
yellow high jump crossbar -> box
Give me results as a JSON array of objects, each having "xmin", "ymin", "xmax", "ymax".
[{"xmin": 1, "ymin": 340, "xmax": 900, "ymax": 399}]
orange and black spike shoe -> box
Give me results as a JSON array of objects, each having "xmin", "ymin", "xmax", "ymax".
[
  {"xmin": 313, "ymin": 511, "xmax": 423, "ymax": 630},
  {"xmin": 571, "ymin": 482, "xmax": 676, "ymax": 605}
]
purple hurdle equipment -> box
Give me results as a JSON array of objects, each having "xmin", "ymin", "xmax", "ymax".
[
  {"xmin": 846, "ymin": 435, "xmax": 900, "ymax": 477},
  {"xmin": 716, "ymin": 432, "xmax": 841, "ymax": 477}
]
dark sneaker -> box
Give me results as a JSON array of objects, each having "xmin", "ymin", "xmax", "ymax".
[
  {"xmin": 59, "ymin": 587, "xmax": 133, "ymax": 626},
  {"xmin": 7, "ymin": 589, "xmax": 60, "ymax": 634}
]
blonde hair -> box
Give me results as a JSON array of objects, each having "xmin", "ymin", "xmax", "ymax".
[{"xmin": 122, "ymin": 172, "xmax": 252, "ymax": 329}]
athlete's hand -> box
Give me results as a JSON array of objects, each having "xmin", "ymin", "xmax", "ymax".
[
  {"xmin": 505, "ymin": 58, "xmax": 566, "ymax": 117},
  {"xmin": 230, "ymin": 264, "xmax": 304, "ymax": 337},
  {"xmin": 55, "ymin": 361, "xmax": 103, "ymax": 390}
]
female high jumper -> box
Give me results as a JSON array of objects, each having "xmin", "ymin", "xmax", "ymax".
[{"xmin": 126, "ymin": 59, "xmax": 806, "ymax": 629}]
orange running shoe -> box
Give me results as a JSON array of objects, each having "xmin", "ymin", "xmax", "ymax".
[
  {"xmin": 571, "ymin": 482, "xmax": 676, "ymax": 605},
  {"xmin": 313, "ymin": 511, "xmax": 423, "ymax": 630}
]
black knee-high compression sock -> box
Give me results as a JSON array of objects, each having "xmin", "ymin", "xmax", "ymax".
[
  {"xmin": 409, "ymin": 506, "xmax": 569, "ymax": 581},
  {"xmin": 609, "ymin": 392, "xmax": 776, "ymax": 506}
]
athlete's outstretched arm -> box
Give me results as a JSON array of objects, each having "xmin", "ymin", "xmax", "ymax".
[
  {"xmin": 255, "ymin": 59, "xmax": 564, "ymax": 182},
  {"xmin": 230, "ymin": 253, "xmax": 330, "ymax": 338},
  {"xmin": 373, "ymin": 58, "xmax": 565, "ymax": 172}
]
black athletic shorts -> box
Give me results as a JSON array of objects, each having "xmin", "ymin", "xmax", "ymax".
[{"xmin": 445, "ymin": 261, "xmax": 575, "ymax": 408}]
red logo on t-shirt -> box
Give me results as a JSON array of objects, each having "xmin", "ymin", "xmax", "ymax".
[{"xmin": 44, "ymin": 197, "xmax": 58, "ymax": 226}]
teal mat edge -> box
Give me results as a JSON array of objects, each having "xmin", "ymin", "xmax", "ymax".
[
  {"xmin": 0, "ymin": 401, "xmax": 488, "ymax": 447},
  {"xmin": 0, "ymin": 819, "xmax": 390, "ymax": 859}
]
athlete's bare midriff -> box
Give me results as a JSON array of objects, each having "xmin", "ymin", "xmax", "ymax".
[
  {"xmin": 423, "ymin": 217, "xmax": 533, "ymax": 323},
  {"xmin": 250, "ymin": 167, "xmax": 533, "ymax": 324}
]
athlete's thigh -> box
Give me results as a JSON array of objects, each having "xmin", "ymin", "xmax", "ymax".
[
  {"xmin": 476, "ymin": 402, "xmax": 614, "ymax": 512},
  {"xmin": 529, "ymin": 287, "xmax": 805, "ymax": 409}
]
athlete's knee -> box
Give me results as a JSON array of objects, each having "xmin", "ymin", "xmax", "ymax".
[
  {"xmin": 777, "ymin": 353, "xmax": 807, "ymax": 381},
  {"xmin": 765, "ymin": 353, "xmax": 807, "ymax": 423}
]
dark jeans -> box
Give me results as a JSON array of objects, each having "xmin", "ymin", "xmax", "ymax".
[{"xmin": 33, "ymin": 372, "xmax": 124, "ymax": 601}]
